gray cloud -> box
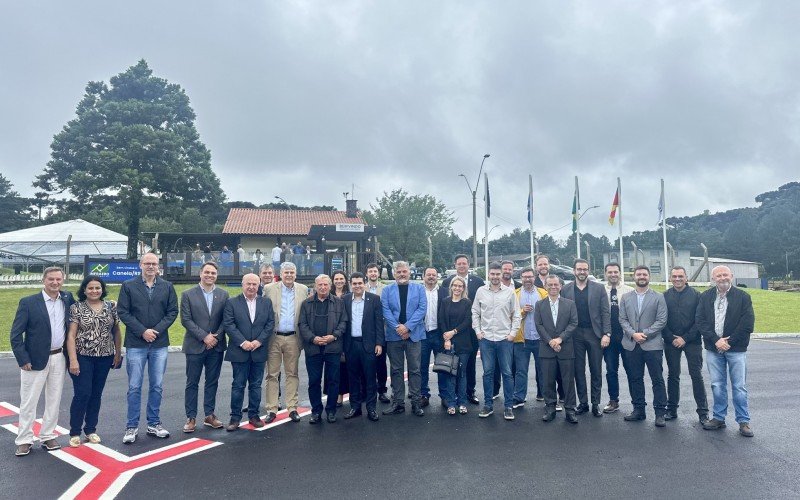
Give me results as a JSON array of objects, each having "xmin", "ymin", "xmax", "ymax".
[{"xmin": 1, "ymin": 0, "xmax": 797, "ymax": 244}]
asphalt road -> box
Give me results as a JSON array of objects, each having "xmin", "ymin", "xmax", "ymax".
[{"xmin": 1, "ymin": 338, "xmax": 798, "ymax": 499}]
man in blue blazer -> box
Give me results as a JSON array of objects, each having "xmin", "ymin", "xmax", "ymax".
[
  {"xmin": 118, "ymin": 253, "xmax": 179, "ymax": 444},
  {"xmin": 10, "ymin": 267, "xmax": 75, "ymax": 456},
  {"xmin": 222, "ymin": 273, "xmax": 275, "ymax": 431},
  {"xmin": 343, "ymin": 272, "xmax": 385, "ymax": 422},
  {"xmin": 381, "ymin": 261, "xmax": 427, "ymax": 417}
]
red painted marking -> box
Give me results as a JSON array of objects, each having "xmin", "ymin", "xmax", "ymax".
[
  {"xmin": 0, "ymin": 406, "xmax": 15, "ymax": 418},
  {"xmin": 241, "ymin": 406, "xmax": 312, "ymax": 430},
  {"xmin": 64, "ymin": 439, "xmax": 215, "ymax": 499}
]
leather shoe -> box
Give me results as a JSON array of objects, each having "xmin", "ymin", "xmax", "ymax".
[
  {"xmin": 468, "ymin": 394, "xmax": 480, "ymax": 405},
  {"xmin": 624, "ymin": 410, "xmax": 646, "ymax": 421},
  {"xmin": 702, "ymin": 418, "xmax": 726, "ymax": 430},
  {"xmin": 739, "ymin": 422, "xmax": 754, "ymax": 437},
  {"xmin": 326, "ymin": 413, "xmax": 337, "ymax": 423},
  {"xmin": 603, "ymin": 400, "xmax": 619, "ymax": 413},
  {"xmin": 183, "ymin": 418, "xmax": 196, "ymax": 433},
  {"xmin": 575, "ymin": 403, "xmax": 590, "ymax": 415},
  {"xmin": 367, "ymin": 410, "xmax": 379, "ymax": 421},
  {"xmin": 382, "ymin": 405, "xmax": 405, "ymax": 415},
  {"xmin": 203, "ymin": 414, "xmax": 224, "ymax": 429},
  {"xmin": 655, "ymin": 415, "xmax": 666, "ymax": 427},
  {"xmin": 226, "ymin": 420, "xmax": 240, "ymax": 432},
  {"xmin": 378, "ymin": 393, "xmax": 390, "ymax": 403},
  {"xmin": 15, "ymin": 443, "xmax": 32, "ymax": 456},
  {"xmin": 419, "ymin": 397, "xmax": 429, "ymax": 408},
  {"xmin": 289, "ymin": 411, "xmax": 300, "ymax": 422},
  {"xmin": 248, "ymin": 417, "xmax": 265, "ymax": 428},
  {"xmin": 41, "ymin": 439, "xmax": 61, "ymax": 451},
  {"xmin": 591, "ymin": 405, "xmax": 603, "ymax": 417},
  {"xmin": 309, "ymin": 413, "xmax": 322, "ymax": 424},
  {"xmin": 265, "ymin": 412, "xmax": 277, "ymax": 424},
  {"xmin": 565, "ymin": 412, "xmax": 578, "ymax": 424},
  {"xmin": 542, "ymin": 409, "xmax": 556, "ymax": 422},
  {"xmin": 411, "ymin": 405, "xmax": 424, "ymax": 417},
  {"xmin": 344, "ymin": 409, "xmax": 362, "ymax": 419},
  {"xmin": 698, "ymin": 414, "xmax": 709, "ymax": 424},
  {"xmin": 664, "ymin": 410, "xmax": 678, "ymax": 420}
]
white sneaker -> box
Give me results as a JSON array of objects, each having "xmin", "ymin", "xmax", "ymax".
[
  {"xmin": 122, "ymin": 428, "xmax": 138, "ymax": 444},
  {"xmin": 86, "ymin": 433, "xmax": 101, "ymax": 444},
  {"xmin": 146, "ymin": 424, "xmax": 170, "ymax": 438}
]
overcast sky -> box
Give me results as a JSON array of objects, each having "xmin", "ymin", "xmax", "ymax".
[{"xmin": 2, "ymin": 1, "xmax": 798, "ymax": 243}]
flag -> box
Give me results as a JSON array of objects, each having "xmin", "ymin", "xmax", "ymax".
[
  {"xmin": 527, "ymin": 192, "xmax": 533, "ymax": 224},
  {"xmin": 571, "ymin": 190, "xmax": 578, "ymax": 232},
  {"xmin": 608, "ymin": 187, "xmax": 619, "ymax": 225},
  {"xmin": 484, "ymin": 175, "xmax": 491, "ymax": 218},
  {"xmin": 657, "ymin": 183, "xmax": 664, "ymax": 225}
]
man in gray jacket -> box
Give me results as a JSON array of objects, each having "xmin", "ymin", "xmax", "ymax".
[{"xmin": 618, "ymin": 265, "xmax": 668, "ymax": 427}]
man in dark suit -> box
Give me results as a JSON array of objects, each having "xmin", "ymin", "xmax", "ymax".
[
  {"xmin": 534, "ymin": 275, "xmax": 579, "ymax": 423},
  {"xmin": 697, "ymin": 265, "xmax": 755, "ymax": 437},
  {"xmin": 618, "ymin": 266, "xmax": 668, "ymax": 427},
  {"xmin": 560, "ymin": 259, "xmax": 611, "ymax": 417},
  {"xmin": 533, "ymin": 254, "xmax": 565, "ymax": 409},
  {"xmin": 299, "ymin": 274, "xmax": 348, "ymax": 424},
  {"xmin": 222, "ymin": 273, "xmax": 275, "ymax": 431},
  {"xmin": 180, "ymin": 261, "xmax": 229, "ymax": 433},
  {"xmin": 10, "ymin": 266, "xmax": 75, "ymax": 456},
  {"xmin": 343, "ymin": 272, "xmax": 384, "ymax": 421},
  {"xmin": 118, "ymin": 252, "xmax": 179, "ymax": 444},
  {"xmin": 439, "ymin": 254, "xmax": 484, "ymax": 405}
]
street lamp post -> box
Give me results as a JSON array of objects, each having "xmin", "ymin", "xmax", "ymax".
[
  {"xmin": 576, "ymin": 205, "xmax": 600, "ymax": 259},
  {"xmin": 459, "ymin": 153, "xmax": 490, "ymax": 269},
  {"xmin": 274, "ymin": 196, "xmax": 288, "ymax": 207}
]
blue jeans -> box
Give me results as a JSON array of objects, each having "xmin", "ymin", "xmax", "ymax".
[
  {"xmin": 420, "ymin": 329, "xmax": 447, "ymax": 398},
  {"xmin": 706, "ymin": 350, "xmax": 749, "ymax": 423},
  {"xmin": 230, "ymin": 361, "xmax": 266, "ymax": 421},
  {"xmin": 479, "ymin": 339, "xmax": 513, "ymax": 409},
  {"xmin": 126, "ymin": 346, "xmax": 168, "ymax": 428},
  {"xmin": 513, "ymin": 340, "xmax": 542, "ymax": 403},
  {"xmin": 69, "ymin": 354, "xmax": 113, "ymax": 436},
  {"xmin": 441, "ymin": 352, "xmax": 468, "ymax": 408}
]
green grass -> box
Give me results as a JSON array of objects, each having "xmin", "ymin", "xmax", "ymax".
[{"xmin": 2, "ymin": 284, "xmax": 798, "ymax": 352}]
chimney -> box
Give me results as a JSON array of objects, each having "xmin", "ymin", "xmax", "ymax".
[{"xmin": 345, "ymin": 199, "xmax": 358, "ymax": 218}]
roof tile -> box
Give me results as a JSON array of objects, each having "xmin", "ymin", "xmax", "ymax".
[{"xmin": 222, "ymin": 208, "xmax": 366, "ymax": 236}]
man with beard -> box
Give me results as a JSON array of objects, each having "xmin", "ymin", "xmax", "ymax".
[
  {"xmin": 364, "ymin": 263, "xmax": 389, "ymax": 403},
  {"xmin": 532, "ymin": 254, "xmax": 565, "ymax": 410},
  {"xmin": 420, "ymin": 267, "xmax": 445, "ymax": 408},
  {"xmin": 618, "ymin": 266, "xmax": 668, "ymax": 427},
  {"xmin": 602, "ymin": 263, "xmax": 634, "ymax": 413},
  {"xmin": 697, "ymin": 266, "xmax": 755, "ymax": 437}
]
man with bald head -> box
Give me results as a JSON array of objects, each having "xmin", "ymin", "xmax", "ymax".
[
  {"xmin": 697, "ymin": 266, "xmax": 755, "ymax": 437},
  {"xmin": 222, "ymin": 274, "xmax": 274, "ymax": 431}
]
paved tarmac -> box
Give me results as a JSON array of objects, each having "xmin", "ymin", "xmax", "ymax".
[{"xmin": 1, "ymin": 338, "xmax": 799, "ymax": 499}]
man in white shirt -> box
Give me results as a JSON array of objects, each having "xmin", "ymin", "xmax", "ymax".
[{"xmin": 420, "ymin": 267, "xmax": 444, "ymax": 408}]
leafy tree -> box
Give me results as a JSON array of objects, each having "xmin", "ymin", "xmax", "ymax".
[
  {"xmin": 34, "ymin": 60, "xmax": 225, "ymax": 258},
  {"xmin": 363, "ymin": 189, "xmax": 455, "ymax": 262},
  {"xmin": 0, "ymin": 174, "xmax": 33, "ymax": 232}
]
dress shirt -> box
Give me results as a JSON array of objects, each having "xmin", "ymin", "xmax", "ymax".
[
  {"xmin": 424, "ymin": 285, "xmax": 439, "ymax": 331},
  {"xmin": 520, "ymin": 287, "xmax": 541, "ymax": 340},
  {"xmin": 201, "ymin": 285, "xmax": 215, "ymax": 315},
  {"xmin": 549, "ymin": 298, "xmax": 559, "ymax": 325},
  {"xmin": 714, "ymin": 290, "xmax": 728, "ymax": 337},
  {"xmin": 471, "ymin": 284, "xmax": 521, "ymax": 341},
  {"xmin": 351, "ymin": 295, "xmax": 365, "ymax": 338},
  {"xmin": 246, "ymin": 296, "xmax": 257, "ymax": 323},
  {"xmin": 142, "ymin": 276, "xmax": 158, "ymax": 300},
  {"xmin": 42, "ymin": 291, "xmax": 65, "ymax": 349},
  {"xmin": 279, "ymin": 283, "xmax": 296, "ymax": 332},
  {"xmin": 636, "ymin": 289, "xmax": 647, "ymax": 314}
]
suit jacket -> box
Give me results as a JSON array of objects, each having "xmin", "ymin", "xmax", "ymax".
[
  {"xmin": 180, "ymin": 285, "xmax": 230, "ymax": 354},
  {"xmin": 382, "ymin": 282, "xmax": 427, "ymax": 342},
  {"xmin": 222, "ymin": 294, "xmax": 274, "ymax": 363},
  {"xmin": 696, "ymin": 285, "xmax": 754, "ymax": 353},
  {"xmin": 439, "ymin": 273, "xmax": 485, "ymax": 301},
  {"xmin": 118, "ymin": 276, "xmax": 179, "ymax": 349},
  {"xmin": 10, "ymin": 291, "xmax": 75, "ymax": 370},
  {"xmin": 533, "ymin": 297, "xmax": 578, "ymax": 360},
  {"xmin": 560, "ymin": 280, "xmax": 611, "ymax": 339},
  {"xmin": 343, "ymin": 292, "xmax": 385, "ymax": 354},
  {"xmin": 263, "ymin": 281, "xmax": 309, "ymax": 351},
  {"xmin": 618, "ymin": 288, "xmax": 668, "ymax": 351},
  {"xmin": 299, "ymin": 295, "xmax": 348, "ymax": 355}
]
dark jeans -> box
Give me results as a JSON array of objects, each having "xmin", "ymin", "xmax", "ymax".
[
  {"xmin": 184, "ymin": 350, "xmax": 224, "ymax": 419},
  {"xmin": 441, "ymin": 351, "xmax": 469, "ymax": 408},
  {"xmin": 603, "ymin": 338, "xmax": 627, "ymax": 401},
  {"xmin": 466, "ymin": 344, "xmax": 479, "ymax": 397},
  {"xmin": 230, "ymin": 361, "xmax": 266, "ymax": 421},
  {"xmin": 306, "ymin": 352, "xmax": 341, "ymax": 415},
  {"xmin": 347, "ymin": 341, "xmax": 378, "ymax": 411},
  {"xmin": 513, "ymin": 340, "xmax": 542, "ymax": 402},
  {"xmin": 421, "ymin": 329, "xmax": 447, "ymax": 399},
  {"xmin": 386, "ymin": 339, "xmax": 422, "ymax": 406},
  {"xmin": 664, "ymin": 341, "xmax": 708, "ymax": 416},
  {"xmin": 69, "ymin": 354, "xmax": 113, "ymax": 436},
  {"xmin": 574, "ymin": 327, "xmax": 603, "ymax": 406},
  {"xmin": 376, "ymin": 350, "xmax": 388, "ymax": 395},
  {"xmin": 624, "ymin": 346, "xmax": 667, "ymax": 415}
]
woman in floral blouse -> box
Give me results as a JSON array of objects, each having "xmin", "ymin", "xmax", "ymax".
[{"xmin": 65, "ymin": 275, "xmax": 122, "ymax": 447}]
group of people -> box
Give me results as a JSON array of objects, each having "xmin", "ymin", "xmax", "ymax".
[{"xmin": 9, "ymin": 251, "xmax": 755, "ymax": 457}]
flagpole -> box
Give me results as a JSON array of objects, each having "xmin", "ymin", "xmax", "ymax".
[
  {"xmin": 661, "ymin": 178, "xmax": 669, "ymax": 287},
  {"xmin": 575, "ymin": 176, "xmax": 581, "ymax": 259},
  {"xmin": 529, "ymin": 174, "xmax": 535, "ymax": 266},
  {"xmin": 618, "ymin": 177, "xmax": 624, "ymax": 283},
  {"xmin": 484, "ymin": 173, "xmax": 490, "ymax": 273}
]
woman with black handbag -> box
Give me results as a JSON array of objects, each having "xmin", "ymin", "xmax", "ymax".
[{"xmin": 437, "ymin": 277, "xmax": 473, "ymax": 415}]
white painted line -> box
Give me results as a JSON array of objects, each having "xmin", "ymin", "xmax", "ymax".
[{"xmin": 753, "ymin": 338, "xmax": 800, "ymax": 346}]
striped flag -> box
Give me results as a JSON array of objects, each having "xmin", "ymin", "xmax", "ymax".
[
  {"xmin": 571, "ymin": 189, "xmax": 579, "ymax": 232},
  {"xmin": 608, "ymin": 187, "xmax": 619, "ymax": 225},
  {"xmin": 527, "ymin": 192, "xmax": 533, "ymax": 224},
  {"xmin": 484, "ymin": 176, "xmax": 491, "ymax": 218}
]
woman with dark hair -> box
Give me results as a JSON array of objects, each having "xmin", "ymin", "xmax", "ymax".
[
  {"xmin": 65, "ymin": 275, "xmax": 122, "ymax": 447},
  {"xmin": 438, "ymin": 276, "xmax": 473, "ymax": 415},
  {"xmin": 327, "ymin": 270, "xmax": 350, "ymax": 406},
  {"xmin": 332, "ymin": 271, "xmax": 349, "ymax": 298}
]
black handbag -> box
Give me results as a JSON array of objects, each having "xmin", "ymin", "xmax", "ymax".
[{"xmin": 433, "ymin": 351, "xmax": 459, "ymax": 376}]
